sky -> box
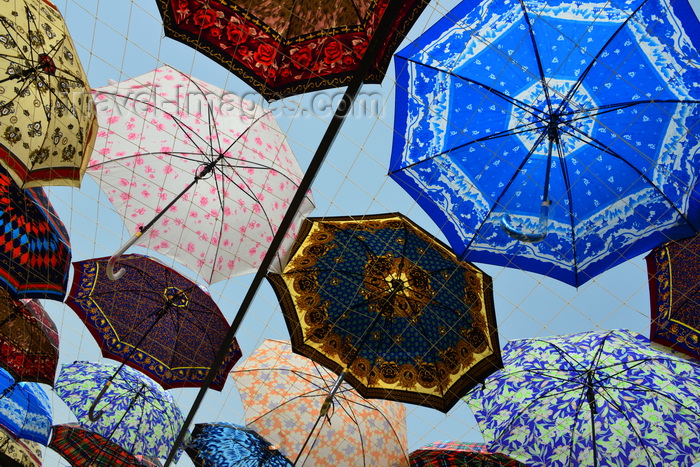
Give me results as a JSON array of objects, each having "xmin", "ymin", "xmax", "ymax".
[{"xmin": 29, "ymin": 0, "xmax": 700, "ymax": 465}]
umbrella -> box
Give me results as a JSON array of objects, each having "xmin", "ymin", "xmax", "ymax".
[
  {"xmin": 230, "ymin": 339, "xmax": 409, "ymax": 467},
  {"xmin": 646, "ymin": 235, "xmax": 700, "ymax": 360},
  {"xmin": 409, "ymin": 441, "xmax": 525, "ymax": 467},
  {"xmin": 54, "ymin": 360, "xmax": 186, "ymax": 460},
  {"xmin": 87, "ymin": 65, "xmax": 314, "ymax": 283},
  {"xmin": 389, "ymin": 0, "xmax": 700, "ymax": 287},
  {"xmin": 0, "ymin": 0, "xmax": 97, "ymax": 187},
  {"xmin": 49, "ymin": 423, "xmax": 163, "ymax": 467},
  {"xmin": 0, "ymin": 425, "xmax": 42, "ymax": 467},
  {"xmin": 65, "ymin": 253, "xmax": 242, "ymax": 390},
  {"xmin": 267, "ymin": 212, "xmax": 502, "ymax": 412},
  {"xmin": 0, "ymin": 164, "xmax": 71, "ymax": 301},
  {"xmin": 0, "ymin": 288, "xmax": 59, "ymax": 385},
  {"xmin": 464, "ymin": 329, "xmax": 700, "ymax": 467},
  {"xmin": 0, "ymin": 367, "xmax": 51, "ymax": 445},
  {"xmin": 153, "ymin": 0, "xmax": 430, "ymax": 100},
  {"xmin": 186, "ymin": 422, "xmax": 292, "ymax": 467}
]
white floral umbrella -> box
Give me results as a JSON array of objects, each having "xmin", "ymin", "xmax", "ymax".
[{"xmin": 87, "ymin": 66, "xmax": 314, "ymax": 283}]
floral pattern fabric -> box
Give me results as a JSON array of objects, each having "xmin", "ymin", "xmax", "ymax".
[
  {"xmin": 54, "ymin": 361, "xmax": 186, "ymax": 460},
  {"xmin": 0, "ymin": 367, "xmax": 51, "ymax": 445},
  {"xmin": 0, "ymin": 0, "xmax": 97, "ymax": 187},
  {"xmin": 0, "ymin": 425, "xmax": 42, "ymax": 467},
  {"xmin": 464, "ymin": 329, "xmax": 700, "ymax": 467},
  {"xmin": 88, "ymin": 66, "xmax": 314, "ymax": 284},
  {"xmin": 230, "ymin": 339, "xmax": 409, "ymax": 467},
  {"xmin": 154, "ymin": 0, "xmax": 430, "ymax": 100}
]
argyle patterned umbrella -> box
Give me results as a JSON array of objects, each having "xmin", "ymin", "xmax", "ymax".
[
  {"xmin": 54, "ymin": 361, "xmax": 186, "ymax": 460},
  {"xmin": 409, "ymin": 441, "xmax": 525, "ymax": 466},
  {"xmin": 267, "ymin": 213, "xmax": 502, "ymax": 412},
  {"xmin": 0, "ymin": 367, "xmax": 51, "ymax": 445},
  {"xmin": 186, "ymin": 422, "xmax": 292, "ymax": 467},
  {"xmin": 465, "ymin": 329, "xmax": 700, "ymax": 467},
  {"xmin": 0, "ymin": 164, "xmax": 71, "ymax": 301},
  {"xmin": 49, "ymin": 423, "xmax": 163, "ymax": 467},
  {"xmin": 66, "ymin": 253, "xmax": 242, "ymax": 390},
  {"xmin": 0, "ymin": 288, "xmax": 59, "ymax": 385}
]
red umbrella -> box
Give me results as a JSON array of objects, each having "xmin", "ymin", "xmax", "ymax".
[
  {"xmin": 0, "ymin": 288, "xmax": 59, "ymax": 385},
  {"xmin": 409, "ymin": 441, "xmax": 526, "ymax": 466},
  {"xmin": 646, "ymin": 235, "xmax": 700, "ymax": 360},
  {"xmin": 154, "ymin": 0, "xmax": 430, "ymax": 100}
]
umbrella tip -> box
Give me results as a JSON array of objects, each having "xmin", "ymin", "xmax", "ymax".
[{"xmin": 107, "ymin": 79, "xmax": 118, "ymax": 86}]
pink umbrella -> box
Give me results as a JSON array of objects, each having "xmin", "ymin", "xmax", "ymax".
[{"xmin": 87, "ymin": 66, "xmax": 314, "ymax": 283}]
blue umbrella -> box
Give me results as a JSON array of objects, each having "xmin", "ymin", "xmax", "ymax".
[
  {"xmin": 464, "ymin": 329, "xmax": 700, "ymax": 466},
  {"xmin": 54, "ymin": 361, "xmax": 185, "ymax": 460},
  {"xmin": 186, "ymin": 422, "xmax": 292, "ymax": 467},
  {"xmin": 0, "ymin": 367, "xmax": 51, "ymax": 445},
  {"xmin": 390, "ymin": 0, "xmax": 700, "ymax": 287}
]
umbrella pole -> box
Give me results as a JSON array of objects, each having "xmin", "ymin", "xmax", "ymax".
[{"xmin": 161, "ymin": 1, "xmax": 406, "ymax": 464}]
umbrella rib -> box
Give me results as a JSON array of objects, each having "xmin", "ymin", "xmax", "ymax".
[
  {"xmin": 517, "ymin": 0, "xmax": 555, "ymax": 117},
  {"xmin": 558, "ymin": 124, "xmax": 700, "ymax": 230}
]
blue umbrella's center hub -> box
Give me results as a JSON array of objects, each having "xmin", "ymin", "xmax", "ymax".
[
  {"xmin": 510, "ymin": 79, "xmax": 597, "ymax": 156},
  {"xmin": 362, "ymin": 254, "xmax": 433, "ymax": 319},
  {"xmin": 163, "ymin": 286, "xmax": 189, "ymax": 308}
]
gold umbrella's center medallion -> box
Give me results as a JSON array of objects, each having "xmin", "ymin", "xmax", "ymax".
[
  {"xmin": 363, "ymin": 254, "xmax": 433, "ymax": 319},
  {"xmin": 163, "ymin": 286, "xmax": 188, "ymax": 308}
]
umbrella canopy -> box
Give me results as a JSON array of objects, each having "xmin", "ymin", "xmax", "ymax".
[
  {"xmin": 0, "ymin": 0, "xmax": 97, "ymax": 187},
  {"xmin": 66, "ymin": 253, "xmax": 242, "ymax": 390},
  {"xmin": 0, "ymin": 367, "xmax": 51, "ymax": 445},
  {"xmin": 0, "ymin": 426, "xmax": 42, "ymax": 467},
  {"xmin": 230, "ymin": 339, "xmax": 409, "ymax": 467},
  {"xmin": 186, "ymin": 422, "xmax": 292, "ymax": 467},
  {"xmin": 0, "ymin": 288, "xmax": 59, "ymax": 385},
  {"xmin": 54, "ymin": 361, "xmax": 186, "ymax": 460},
  {"xmin": 647, "ymin": 235, "xmax": 700, "ymax": 360},
  {"xmin": 0, "ymin": 164, "xmax": 71, "ymax": 301},
  {"xmin": 267, "ymin": 213, "xmax": 502, "ymax": 412},
  {"xmin": 389, "ymin": 0, "xmax": 700, "ymax": 287},
  {"xmin": 409, "ymin": 441, "xmax": 525, "ymax": 467},
  {"xmin": 464, "ymin": 329, "xmax": 700, "ymax": 467},
  {"xmin": 154, "ymin": 0, "xmax": 429, "ymax": 100},
  {"xmin": 49, "ymin": 423, "xmax": 163, "ymax": 467},
  {"xmin": 87, "ymin": 65, "xmax": 314, "ymax": 284}
]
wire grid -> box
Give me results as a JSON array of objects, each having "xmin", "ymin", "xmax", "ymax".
[{"xmin": 29, "ymin": 0, "xmax": 699, "ymax": 465}]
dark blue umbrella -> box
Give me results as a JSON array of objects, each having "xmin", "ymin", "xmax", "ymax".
[
  {"xmin": 390, "ymin": 0, "xmax": 700, "ymax": 287},
  {"xmin": 0, "ymin": 367, "xmax": 51, "ymax": 445},
  {"xmin": 186, "ymin": 422, "xmax": 292, "ymax": 467}
]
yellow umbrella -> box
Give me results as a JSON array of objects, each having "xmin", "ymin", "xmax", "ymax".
[{"xmin": 0, "ymin": 0, "xmax": 97, "ymax": 187}]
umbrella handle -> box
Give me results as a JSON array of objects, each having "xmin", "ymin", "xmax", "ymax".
[
  {"xmin": 88, "ymin": 380, "xmax": 112, "ymax": 421},
  {"xmin": 500, "ymin": 200, "xmax": 551, "ymax": 243},
  {"xmin": 106, "ymin": 232, "xmax": 142, "ymax": 280}
]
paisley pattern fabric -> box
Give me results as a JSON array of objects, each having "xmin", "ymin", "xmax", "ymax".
[
  {"xmin": 0, "ymin": 0, "xmax": 97, "ymax": 187},
  {"xmin": 409, "ymin": 441, "xmax": 524, "ymax": 467},
  {"xmin": 0, "ymin": 164, "xmax": 71, "ymax": 301},
  {"xmin": 647, "ymin": 235, "xmax": 700, "ymax": 360},
  {"xmin": 154, "ymin": 0, "xmax": 429, "ymax": 100},
  {"xmin": 390, "ymin": 0, "xmax": 700, "ymax": 287},
  {"xmin": 0, "ymin": 367, "xmax": 51, "ymax": 445},
  {"xmin": 230, "ymin": 339, "xmax": 409, "ymax": 467},
  {"xmin": 0, "ymin": 288, "xmax": 59, "ymax": 385},
  {"xmin": 88, "ymin": 66, "xmax": 314, "ymax": 284},
  {"xmin": 66, "ymin": 254, "xmax": 242, "ymax": 390},
  {"xmin": 54, "ymin": 361, "xmax": 186, "ymax": 460},
  {"xmin": 465, "ymin": 329, "xmax": 700, "ymax": 467},
  {"xmin": 0, "ymin": 425, "xmax": 42, "ymax": 467},
  {"xmin": 267, "ymin": 213, "xmax": 502, "ymax": 412},
  {"xmin": 187, "ymin": 422, "xmax": 292, "ymax": 467},
  {"xmin": 50, "ymin": 423, "xmax": 163, "ymax": 467}
]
